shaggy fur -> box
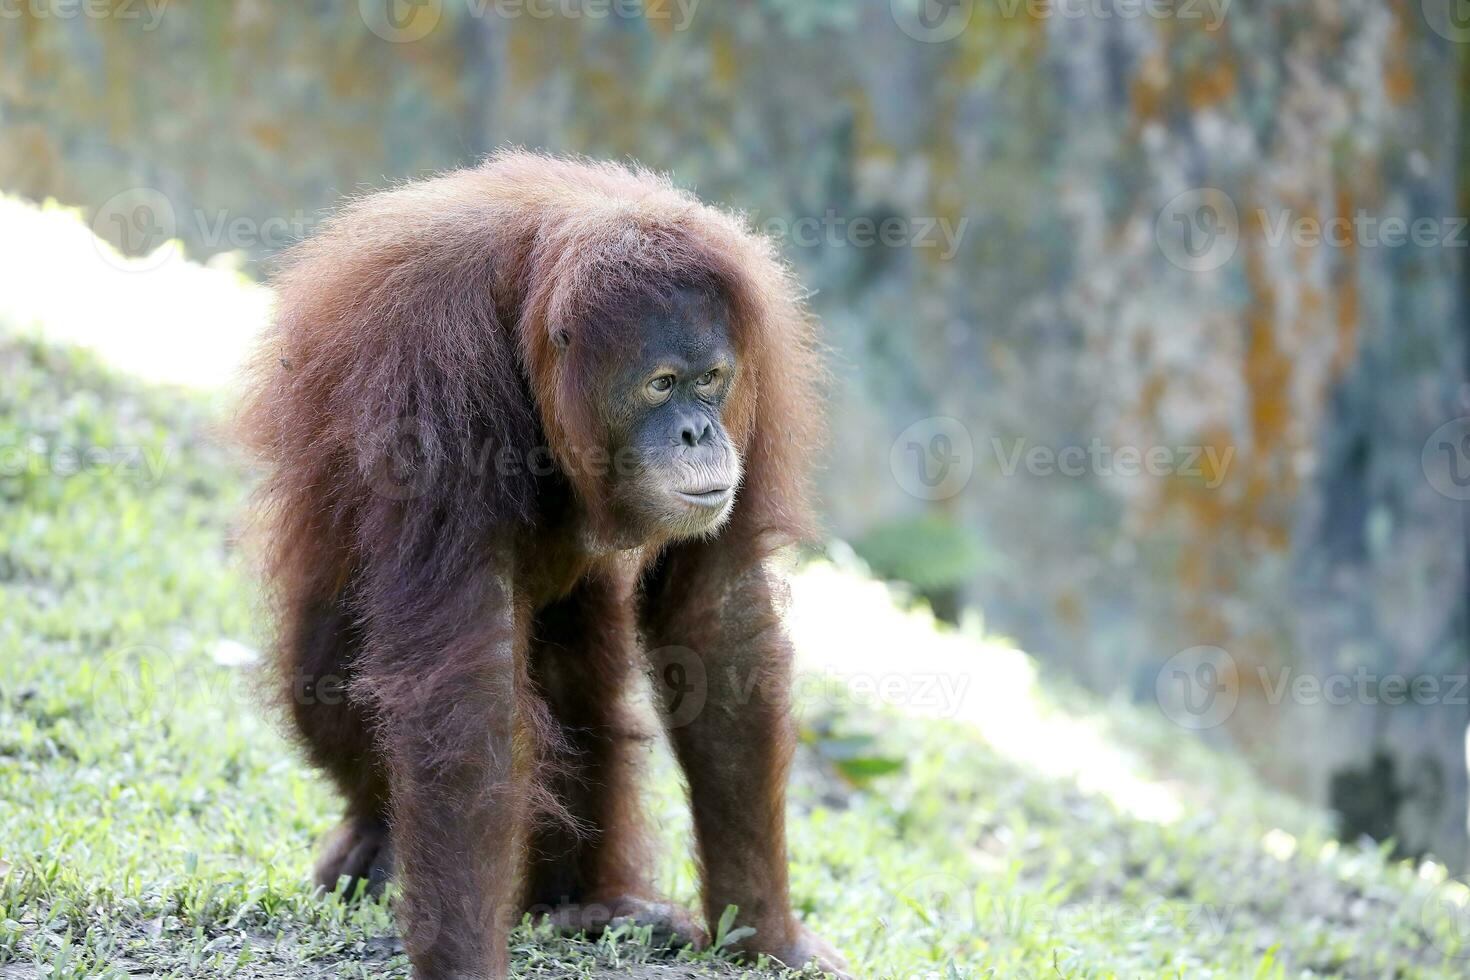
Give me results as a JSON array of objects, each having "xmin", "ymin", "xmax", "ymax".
[{"xmin": 238, "ymin": 151, "xmax": 838, "ymax": 979}]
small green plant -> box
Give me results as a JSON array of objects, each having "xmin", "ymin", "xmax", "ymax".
[{"xmin": 852, "ymin": 515, "xmax": 987, "ymax": 623}]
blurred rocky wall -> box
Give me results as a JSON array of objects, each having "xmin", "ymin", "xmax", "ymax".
[{"xmin": 3, "ymin": 0, "xmax": 1467, "ymax": 865}]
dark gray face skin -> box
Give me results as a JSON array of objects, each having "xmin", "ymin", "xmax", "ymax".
[{"xmin": 598, "ymin": 287, "xmax": 742, "ymax": 543}]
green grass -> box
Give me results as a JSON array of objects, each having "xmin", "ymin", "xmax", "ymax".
[{"xmin": 0, "ymin": 330, "xmax": 1466, "ymax": 978}]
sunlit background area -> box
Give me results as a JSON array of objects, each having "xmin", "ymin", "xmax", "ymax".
[{"xmin": 2, "ymin": 2, "xmax": 1469, "ymax": 977}]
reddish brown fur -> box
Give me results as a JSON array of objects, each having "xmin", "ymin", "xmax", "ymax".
[{"xmin": 238, "ymin": 151, "xmax": 842, "ymax": 979}]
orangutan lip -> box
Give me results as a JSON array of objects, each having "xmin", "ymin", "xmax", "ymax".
[{"xmin": 675, "ymin": 487, "xmax": 733, "ymax": 508}]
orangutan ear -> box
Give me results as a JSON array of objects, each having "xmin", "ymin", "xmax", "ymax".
[{"xmin": 550, "ymin": 327, "xmax": 570, "ymax": 351}]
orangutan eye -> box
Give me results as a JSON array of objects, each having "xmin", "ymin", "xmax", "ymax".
[
  {"xmin": 695, "ymin": 370, "xmax": 718, "ymax": 387},
  {"xmin": 647, "ymin": 374, "xmax": 676, "ymax": 401}
]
